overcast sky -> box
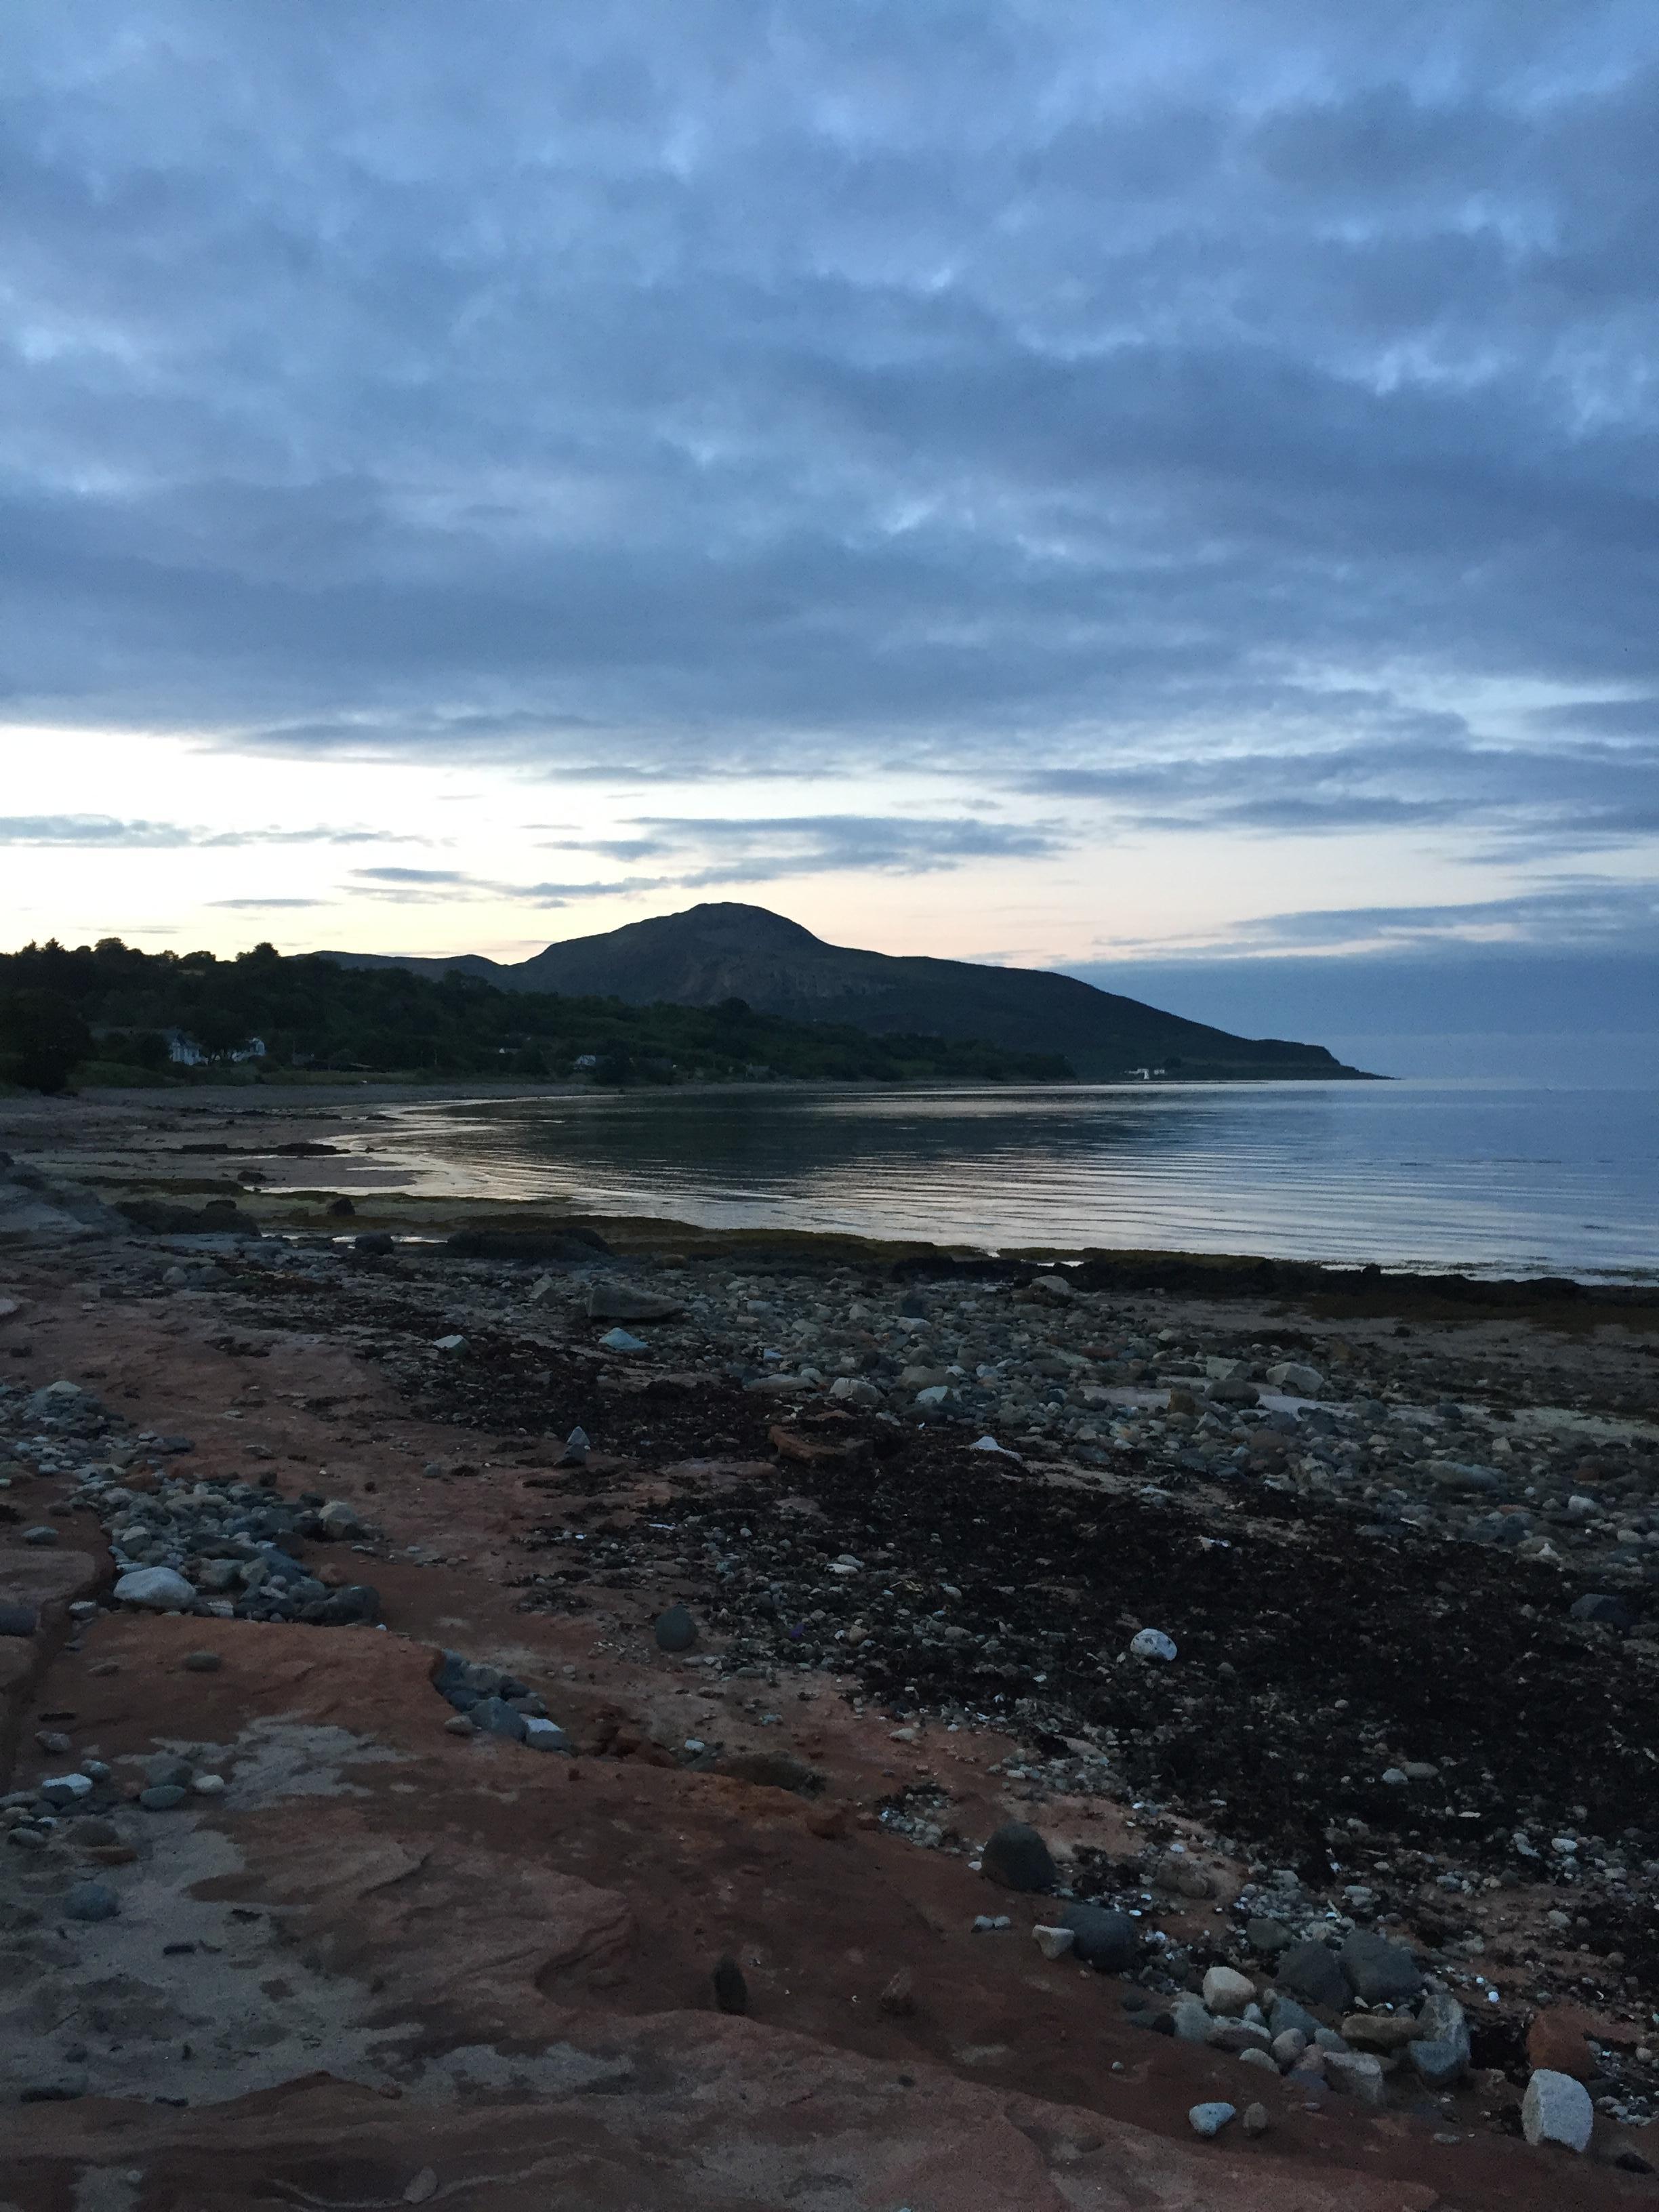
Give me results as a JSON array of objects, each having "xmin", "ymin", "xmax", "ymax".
[{"xmin": 3, "ymin": 2, "xmax": 1656, "ymax": 1075}]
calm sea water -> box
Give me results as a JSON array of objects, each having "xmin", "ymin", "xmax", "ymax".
[{"xmin": 367, "ymin": 1081, "xmax": 1659, "ymax": 1282}]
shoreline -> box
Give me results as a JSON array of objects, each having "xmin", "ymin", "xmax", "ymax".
[{"xmin": 1, "ymin": 1138, "xmax": 1656, "ymax": 2191}]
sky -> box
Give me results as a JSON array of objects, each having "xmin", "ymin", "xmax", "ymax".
[{"xmin": 3, "ymin": 1, "xmax": 1656, "ymax": 1079}]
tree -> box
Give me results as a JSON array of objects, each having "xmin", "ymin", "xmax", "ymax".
[{"xmin": 0, "ymin": 990, "xmax": 94, "ymax": 1092}]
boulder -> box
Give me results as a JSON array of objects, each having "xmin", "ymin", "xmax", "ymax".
[
  {"xmin": 1324, "ymin": 2050, "xmax": 1387, "ymax": 2107},
  {"xmin": 654, "ymin": 1605, "xmax": 697, "ymax": 1654},
  {"xmin": 1202, "ymin": 1966, "xmax": 1256, "ymax": 2017},
  {"xmin": 1274, "ymin": 1939, "xmax": 1352, "ymax": 2011},
  {"xmin": 1059, "ymin": 1902, "xmax": 1138, "ymax": 1969},
  {"xmin": 981, "ymin": 1822, "xmax": 1056, "ymax": 1895},
  {"xmin": 112, "ymin": 1566, "xmax": 197, "ymax": 1612},
  {"xmin": 1410, "ymin": 1992, "xmax": 1471, "ymax": 2087},
  {"xmin": 1521, "ymin": 2069, "xmax": 1593, "ymax": 2153},
  {"xmin": 1340, "ymin": 1929, "xmax": 1423, "ymax": 2005},
  {"xmin": 1266, "ymin": 1362, "xmax": 1325, "ymax": 1396}
]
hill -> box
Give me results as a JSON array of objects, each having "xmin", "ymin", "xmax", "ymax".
[{"xmin": 322, "ymin": 902, "xmax": 1363, "ymax": 1080}]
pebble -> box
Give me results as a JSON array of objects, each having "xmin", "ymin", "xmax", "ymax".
[
  {"xmin": 1032, "ymin": 1925, "xmax": 1076, "ymax": 1960},
  {"xmin": 1520, "ymin": 2068, "xmax": 1593, "ymax": 2153},
  {"xmin": 20, "ymin": 1525, "xmax": 59, "ymax": 1547},
  {"xmin": 878, "ymin": 1967, "xmax": 916, "ymax": 2016},
  {"xmin": 443, "ymin": 1715, "xmax": 476, "ymax": 1736},
  {"xmin": 1242, "ymin": 2102, "xmax": 1269, "ymax": 2137},
  {"xmin": 38, "ymin": 1775, "xmax": 94, "ymax": 1808},
  {"xmin": 1237, "ymin": 2047, "xmax": 1279, "ymax": 2074},
  {"xmin": 138, "ymin": 1786, "xmax": 189, "ymax": 1811},
  {"xmin": 191, "ymin": 1774, "xmax": 226, "ymax": 1796},
  {"xmin": 522, "ymin": 1717, "xmax": 569, "ymax": 1752},
  {"xmin": 182, "ymin": 1650, "xmax": 222, "ymax": 1673},
  {"xmin": 980, "ymin": 1820, "xmax": 1056, "ymax": 1893},
  {"xmin": 0, "ymin": 1603, "xmax": 39, "ymax": 1637},
  {"xmin": 402, "ymin": 2170, "xmax": 438, "ymax": 2205},
  {"xmin": 598, "ymin": 1328, "xmax": 648, "ymax": 1355},
  {"xmin": 1128, "ymin": 1628, "xmax": 1177, "ymax": 1662},
  {"xmin": 62, "ymin": 1881, "xmax": 120, "ymax": 1923},
  {"xmin": 1188, "ymin": 2102, "xmax": 1236, "ymax": 2139}
]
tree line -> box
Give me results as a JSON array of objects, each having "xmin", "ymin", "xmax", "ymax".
[{"xmin": 0, "ymin": 937, "xmax": 1074, "ymax": 1092}]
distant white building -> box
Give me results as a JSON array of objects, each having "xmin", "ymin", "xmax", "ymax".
[{"xmin": 163, "ymin": 1029, "xmax": 266, "ymax": 1066}]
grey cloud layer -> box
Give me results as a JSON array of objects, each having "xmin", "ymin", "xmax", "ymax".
[
  {"xmin": 4, "ymin": 2, "xmax": 1658, "ymax": 883},
  {"xmin": 0, "ymin": 817, "xmax": 417, "ymax": 848}
]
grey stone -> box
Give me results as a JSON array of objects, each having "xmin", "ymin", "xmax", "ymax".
[
  {"xmin": 1207, "ymin": 2020, "xmax": 1273, "ymax": 2055},
  {"xmin": 37, "ymin": 1776, "xmax": 94, "ymax": 1808},
  {"xmin": 1237, "ymin": 2046, "xmax": 1279, "ymax": 2075},
  {"xmin": 1059, "ymin": 1902, "xmax": 1138, "ymax": 1968},
  {"xmin": 1203, "ymin": 1965, "xmax": 1256, "ymax": 2016},
  {"xmin": 655, "ymin": 1604, "xmax": 697, "ymax": 1653},
  {"xmin": 586, "ymin": 1282, "xmax": 685, "ymax": 1322},
  {"xmin": 0, "ymin": 1603, "xmax": 38, "ymax": 1637},
  {"xmin": 144, "ymin": 1756, "xmax": 194, "ymax": 1786},
  {"xmin": 182, "ymin": 1650, "xmax": 222, "ymax": 1673},
  {"xmin": 1187, "ymin": 2102, "xmax": 1235, "ymax": 2139},
  {"xmin": 1340, "ymin": 1929, "xmax": 1424, "ymax": 2005},
  {"xmin": 1265, "ymin": 1992, "xmax": 1322, "ymax": 2042},
  {"xmin": 21, "ymin": 1526, "xmax": 59, "ymax": 1547},
  {"xmin": 521, "ymin": 1717, "xmax": 568, "ymax": 1752},
  {"xmin": 1271, "ymin": 2028, "xmax": 1308, "ymax": 2067},
  {"xmin": 1170, "ymin": 1996, "xmax": 1212, "ymax": 2043},
  {"xmin": 1409, "ymin": 1993, "xmax": 1471, "ymax": 2088},
  {"xmin": 1274, "ymin": 1939, "xmax": 1352, "ymax": 2011},
  {"xmin": 1245, "ymin": 1914, "xmax": 1292, "ymax": 1954},
  {"xmin": 316, "ymin": 1500, "xmax": 362, "ymax": 1539},
  {"xmin": 62, "ymin": 1881, "xmax": 119, "ymax": 1923},
  {"xmin": 1242, "ymin": 2102, "xmax": 1269, "ymax": 2137},
  {"xmin": 320, "ymin": 1583, "xmax": 380, "ymax": 1625},
  {"xmin": 1324, "ymin": 2049, "xmax": 1387, "ymax": 2106},
  {"xmin": 1521, "ymin": 2068, "xmax": 1593, "ymax": 2153},
  {"xmin": 468, "ymin": 1696, "xmax": 529, "ymax": 1743},
  {"xmin": 138, "ymin": 1786, "xmax": 188, "ymax": 1811},
  {"xmin": 981, "ymin": 1821, "xmax": 1057, "ymax": 1895},
  {"xmin": 113, "ymin": 1566, "xmax": 197, "ymax": 1612}
]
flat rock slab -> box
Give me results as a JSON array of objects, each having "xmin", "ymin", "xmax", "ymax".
[{"xmin": 0, "ymin": 1546, "xmax": 101, "ymax": 1616}]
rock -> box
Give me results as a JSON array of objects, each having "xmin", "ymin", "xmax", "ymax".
[
  {"xmin": 1237, "ymin": 2047, "xmax": 1279, "ymax": 2074},
  {"xmin": 1170, "ymin": 1996, "xmax": 1212, "ymax": 2043},
  {"xmin": 1525, "ymin": 2001, "xmax": 1601, "ymax": 2082},
  {"xmin": 720, "ymin": 1750, "xmax": 820, "ymax": 1793},
  {"xmin": 1129, "ymin": 1628, "xmax": 1177, "ymax": 1662},
  {"xmin": 878, "ymin": 1967, "xmax": 915, "ymax": 2016},
  {"xmin": 402, "ymin": 2169, "xmax": 438, "ymax": 2205},
  {"xmin": 1032, "ymin": 1925, "xmax": 1075, "ymax": 1960},
  {"xmin": 0, "ymin": 1603, "xmax": 39, "ymax": 1638},
  {"xmin": 712, "ymin": 1955, "xmax": 747, "ymax": 2015},
  {"xmin": 182, "ymin": 1650, "xmax": 222, "ymax": 1673},
  {"xmin": 1271, "ymin": 2028, "xmax": 1307, "ymax": 2067},
  {"xmin": 112, "ymin": 1567, "xmax": 196, "ymax": 1612},
  {"xmin": 598, "ymin": 1326, "xmax": 649, "ymax": 1354},
  {"xmin": 1059, "ymin": 1902, "xmax": 1138, "ymax": 1970},
  {"xmin": 1242, "ymin": 2102, "xmax": 1269, "ymax": 2137},
  {"xmin": 1206, "ymin": 1378, "xmax": 1260, "ymax": 1407},
  {"xmin": 522, "ymin": 1717, "xmax": 568, "ymax": 1753},
  {"xmin": 192, "ymin": 1775, "xmax": 226, "ymax": 1796},
  {"xmin": 316, "ymin": 1500, "xmax": 362, "ymax": 1539},
  {"xmin": 1188, "ymin": 2102, "xmax": 1235, "ymax": 2139},
  {"xmin": 468, "ymin": 1697, "xmax": 529, "ymax": 1743},
  {"xmin": 1245, "ymin": 1915, "xmax": 1292, "ymax": 1954},
  {"xmin": 1570, "ymin": 1593, "xmax": 1637, "ymax": 1630},
  {"xmin": 586, "ymin": 1283, "xmax": 684, "ymax": 1322},
  {"xmin": 982, "ymin": 1822, "xmax": 1056, "ymax": 1894},
  {"xmin": 1266, "ymin": 1362, "xmax": 1324, "ymax": 1395},
  {"xmin": 432, "ymin": 1334, "xmax": 467, "ymax": 1353},
  {"xmin": 38, "ymin": 1775, "xmax": 94, "ymax": 1807},
  {"xmin": 654, "ymin": 1604, "xmax": 697, "ymax": 1654},
  {"xmin": 1032, "ymin": 1273, "xmax": 1076, "ymax": 1301},
  {"xmin": 1520, "ymin": 2068, "xmax": 1593, "ymax": 2153},
  {"xmin": 1204, "ymin": 1965, "xmax": 1257, "ymax": 2017},
  {"xmin": 1341, "ymin": 2012, "xmax": 1420, "ymax": 2053},
  {"xmin": 320, "ymin": 1584, "xmax": 380, "ymax": 1626},
  {"xmin": 1274, "ymin": 1940, "xmax": 1352, "ymax": 2011},
  {"xmin": 1340, "ymin": 1929, "xmax": 1423, "ymax": 2005},
  {"xmin": 138, "ymin": 1786, "xmax": 188, "ymax": 1811},
  {"xmin": 21, "ymin": 1526, "xmax": 59, "ymax": 1547},
  {"xmin": 62, "ymin": 1881, "xmax": 119, "ymax": 1922},
  {"xmin": 1410, "ymin": 1993, "xmax": 1471, "ymax": 2087},
  {"xmin": 1323, "ymin": 2050, "xmax": 1387, "ymax": 2106},
  {"xmin": 1266, "ymin": 1992, "xmax": 1321, "ymax": 2042},
  {"xmin": 1208, "ymin": 2020, "xmax": 1272, "ymax": 2055},
  {"xmin": 827, "ymin": 1376, "xmax": 881, "ymax": 1407}
]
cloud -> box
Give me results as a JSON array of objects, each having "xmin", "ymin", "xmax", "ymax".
[
  {"xmin": 207, "ymin": 897, "xmax": 328, "ymax": 909},
  {"xmin": 1090, "ymin": 877, "xmax": 1659, "ymax": 960},
  {"xmin": 0, "ymin": 817, "xmax": 419, "ymax": 849}
]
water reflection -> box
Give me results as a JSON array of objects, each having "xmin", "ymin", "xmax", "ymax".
[{"xmin": 371, "ymin": 1082, "xmax": 1658, "ymax": 1279}]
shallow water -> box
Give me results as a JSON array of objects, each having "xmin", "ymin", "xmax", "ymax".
[{"xmin": 365, "ymin": 1079, "xmax": 1659, "ymax": 1282}]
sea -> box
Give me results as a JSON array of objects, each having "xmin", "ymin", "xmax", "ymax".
[{"xmin": 350, "ymin": 1079, "xmax": 1659, "ymax": 1284}]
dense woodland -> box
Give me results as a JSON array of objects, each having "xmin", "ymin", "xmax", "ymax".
[{"xmin": 0, "ymin": 937, "xmax": 1073, "ymax": 1092}]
